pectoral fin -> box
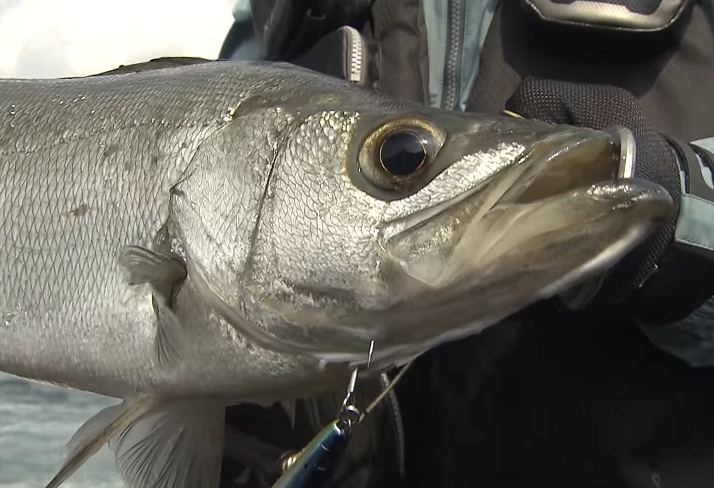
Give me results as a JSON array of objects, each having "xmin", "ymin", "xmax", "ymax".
[
  {"xmin": 152, "ymin": 297, "xmax": 186, "ymax": 366},
  {"xmin": 119, "ymin": 245, "xmax": 186, "ymax": 298},
  {"xmin": 109, "ymin": 399, "xmax": 226, "ymax": 488},
  {"xmin": 119, "ymin": 245, "xmax": 187, "ymax": 367},
  {"xmin": 45, "ymin": 395, "xmax": 159, "ymax": 488}
]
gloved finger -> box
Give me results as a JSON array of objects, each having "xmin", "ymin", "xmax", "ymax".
[
  {"xmin": 505, "ymin": 78, "xmax": 645, "ymax": 130},
  {"xmin": 506, "ymin": 77, "xmax": 682, "ymax": 303}
]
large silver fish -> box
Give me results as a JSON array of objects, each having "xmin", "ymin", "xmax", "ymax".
[{"xmin": 0, "ymin": 60, "xmax": 672, "ymax": 488}]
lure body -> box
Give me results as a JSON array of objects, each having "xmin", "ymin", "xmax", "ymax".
[{"xmin": 272, "ymin": 419, "xmax": 352, "ymax": 488}]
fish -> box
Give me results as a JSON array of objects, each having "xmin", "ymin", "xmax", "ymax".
[{"xmin": 0, "ymin": 59, "xmax": 673, "ymax": 488}]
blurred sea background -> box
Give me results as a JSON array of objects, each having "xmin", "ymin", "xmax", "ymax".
[
  {"xmin": 0, "ymin": 0, "xmax": 236, "ymax": 486},
  {"xmin": 0, "ymin": 373, "xmax": 121, "ymax": 487}
]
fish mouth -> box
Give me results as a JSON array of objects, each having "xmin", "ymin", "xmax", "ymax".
[
  {"xmin": 364, "ymin": 127, "xmax": 673, "ymax": 364},
  {"xmin": 381, "ymin": 127, "xmax": 633, "ymax": 246},
  {"xmin": 380, "ymin": 126, "xmax": 660, "ymax": 287}
]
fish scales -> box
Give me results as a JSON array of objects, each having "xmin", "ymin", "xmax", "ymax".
[{"xmin": 0, "ymin": 62, "xmax": 345, "ymax": 399}]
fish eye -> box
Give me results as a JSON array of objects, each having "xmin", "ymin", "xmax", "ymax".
[
  {"xmin": 379, "ymin": 131, "xmax": 427, "ymax": 176},
  {"xmin": 356, "ymin": 118, "xmax": 444, "ymax": 196}
]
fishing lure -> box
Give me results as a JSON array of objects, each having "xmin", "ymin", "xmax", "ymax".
[{"xmin": 271, "ymin": 343, "xmax": 411, "ymax": 488}]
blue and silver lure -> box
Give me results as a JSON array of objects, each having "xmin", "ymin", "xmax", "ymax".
[{"xmin": 271, "ymin": 343, "xmax": 410, "ymax": 488}]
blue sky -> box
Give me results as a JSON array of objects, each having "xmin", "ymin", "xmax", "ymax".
[{"xmin": 0, "ymin": 0, "xmax": 236, "ymax": 78}]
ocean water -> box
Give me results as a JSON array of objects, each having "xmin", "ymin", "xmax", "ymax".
[{"xmin": 0, "ymin": 373, "xmax": 123, "ymax": 488}]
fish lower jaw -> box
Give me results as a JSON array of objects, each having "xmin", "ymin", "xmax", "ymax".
[{"xmin": 339, "ymin": 181, "xmax": 673, "ymax": 367}]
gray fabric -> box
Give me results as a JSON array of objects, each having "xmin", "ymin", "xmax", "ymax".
[
  {"xmin": 675, "ymin": 139, "xmax": 714, "ymax": 260},
  {"xmin": 640, "ymin": 300, "xmax": 714, "ymax": 367},
  {"xmin": 370, "ymin": 0, "xmax": 430, "ymax": 104},
  {"xmin": 639, "ymin": 136, "xmax": 714, "ymax": 367},
  {"xmin": 224, "ymin": 0, "xmax": 261, "ymax": 61},
  {"xmin": 232, "ymin": 0, "xmax": 252, "ymax": 22},
  {"xmin": 422, "ymin": 0, "xmax": 448, "ymax": 107},
  {"xmin": 423, "ymin": 0, "xmax": 500, "ymax": 110},
  {"xmin": 704, "ymin": 0, "xmax": 714, "ymax": 21},
  {"xmin": 229, "ymin": 36, "xmax": 261, "ymax": 61}
]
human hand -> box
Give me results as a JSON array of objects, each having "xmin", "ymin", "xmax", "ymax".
[{"xmin": 505, "ymin": 78, "xmax": 682, "ymax": 310}]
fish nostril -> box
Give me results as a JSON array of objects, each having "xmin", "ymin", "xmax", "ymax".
[{"xmin": 515, "ymin": 135, "xmax": 620, "ymax": 204}]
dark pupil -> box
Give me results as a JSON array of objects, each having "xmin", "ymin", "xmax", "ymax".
[{"xmin": 379, "ymin": 131, "xmax": 426, "ymax": 176}]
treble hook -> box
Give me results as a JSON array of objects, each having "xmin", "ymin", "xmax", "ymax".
[{"xmin": 272, "ymin": 341, "xmax": 376, "ymax": 488}]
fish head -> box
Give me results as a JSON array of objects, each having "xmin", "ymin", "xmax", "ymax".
[{"xmin": 173, "ymin": 84, "xmax": 673, "ymax": 368}]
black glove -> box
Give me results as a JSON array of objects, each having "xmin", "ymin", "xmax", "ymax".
[{"xmin": 505, "ymin": 78, "xmax": 683, "ymax": 313}]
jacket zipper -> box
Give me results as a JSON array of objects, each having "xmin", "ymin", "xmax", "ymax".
[
  {"xmin": 442, "ymin": 0, "xmax": 465, "ymax": 110},
  {"xmin": 343, "ymin": 26, "xmax": 366, "ymax": 85}
]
